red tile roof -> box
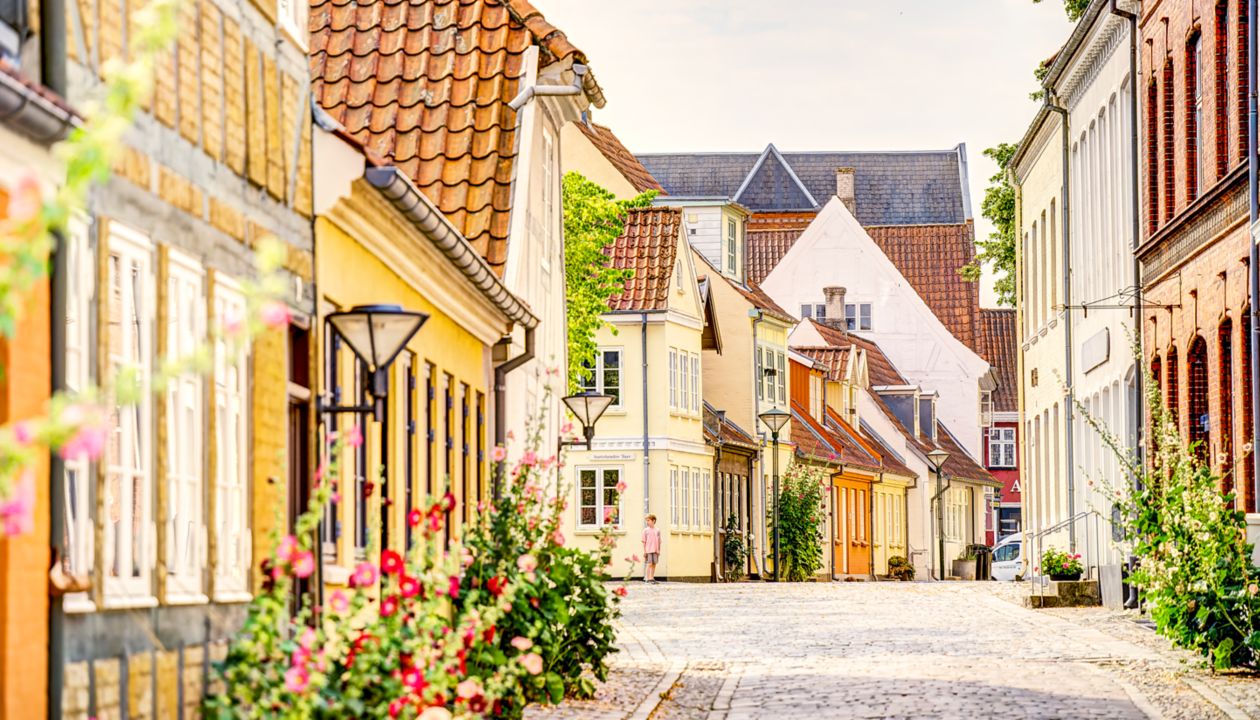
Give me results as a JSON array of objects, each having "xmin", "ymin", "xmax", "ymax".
[
  {"xmin": 824, "ymin": 407, "xmax": 915, "ymax": 478},
  {"xmin": 806, "ymin": 320, "xmax": 903, "ymax": 387},
  {"xmin": 793, "ymin": 346, "xmax": 850, "ymax": 382},
  {"xmin": 575, "ymin": 122, "xmax": 664, "ymax": 194},
  {"xmin": 604, "ymin": 207, "xmax": 681, "ymax": 312},
  {"xmin": 864, "ymin": 222, "xmax": 980, "ymax": 348},
  {"xmin": 309, "ymin": 0, "xmax": 599, "ymax": 277},
  {"xmin": 790, "ymin": 400, "xmax": 882, "ymax": 473},
  {"xmin": 745, "ymin": 213, "xmax": 813, "ymax": 284},
  {"xmin": 703, "ymin": 403, "xmax": 759, "ymax": 450},
  {"xmin": 977, "ymin": 308, "xmax": 1017, "ymax": 412}
]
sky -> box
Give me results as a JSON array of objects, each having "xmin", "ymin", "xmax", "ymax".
[{"xmin": 539, "ymin": 0, "xmax": 1078, "ymax": 306}]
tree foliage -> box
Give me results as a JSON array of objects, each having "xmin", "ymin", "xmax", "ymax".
[
  {"xmin": 960, "ymin": 143, "xmax": 1018, "ymax": 307},
  {"xmin": 1033, "ymin": 0, "xmax": 1089, "ymax": 21},
  {"xmin": 562, "ymin": 173, "xmax": 656, "ymax": 392}
]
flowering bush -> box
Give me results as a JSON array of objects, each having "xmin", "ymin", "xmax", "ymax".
[
  {"xmin": 460, "ymin": 404, "xmax": 622, "ymax": 716},
  {"xmin": 886, "ymin": 555, "xmax": 915, "ymax": 581},
  {"xmin": 770, "ymin": 461, "xmax": 828, "ymax": 582},
  {"xmin": 1040, "ymin": 547, "xmax": 1082, "ymax": 578},
  {"xmin": 206, "ymin": 433, "xmax": 540, "ymax": 718},
  {"xmin": 722, "ymin": 514, "xmax": 748, "ymax": 581}
]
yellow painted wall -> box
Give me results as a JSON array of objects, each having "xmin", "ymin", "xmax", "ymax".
[
  {"xmin": 559, "ymin": 124, "xmax": 639, "ymax": 201},
  {"xmin": 315, "ymin": 217, "xmax": 494, "ymax": 579}
]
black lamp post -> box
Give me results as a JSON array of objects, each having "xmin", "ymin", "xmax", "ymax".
[
  {"xmin": 759, "ymin": 407, "xmax": 790, "ymax": 582},
  {"xmin": 319, "ymin": 304, "xmax": 427, "ymax": 563},
  {"xmin": 559, "ymin": 390, "xmax": 615, "ymax": 450},
  {"xmin": 926, "ymin": 448, "xmax": 951, "ymax": 581}
]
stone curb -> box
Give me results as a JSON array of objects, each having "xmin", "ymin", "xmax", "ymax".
[
  {"xmin": 1183, "ymin": 677, "xmax": 1251, "ymax": 720},
  {"xmin": 1077, "ymin": 662, "xmax": 1164, "ymax": 720},
  {"xmin": 705, "ymin": 663, "xmax": 743, "ymax": 720},
  {"xmin": 627, "ymin": 661, "xmax": 685, "ymax": 720}
]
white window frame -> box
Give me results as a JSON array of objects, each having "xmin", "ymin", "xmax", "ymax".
[
  {"xmin": 166, "ymin": 251, "xmax": 207, "ymax": 601},
  {"xmin": 690, "ymin": 354, "xmax": 700, "ymax": 413},
  {"xmin": 276, "ymin": 0, "xmax": 309, "ymax": 49},
  {"xmin": 213, "ymin": 276, "xmax": 251, "ymax": 599},
  {"xmin": 63, "ymin": 218, "xmax": 95, "ymax": 611},
  {"xmin": 702, "ymin": 469, "xmax": 712, "ymax": 529},
  {"xmin": 669, "ymin": 349, "xmax": 678, "ymax": 409},
  {"xmin": 776, "ymin": 351, "xmax": 786, "ymax": 405},
  {"xmin": 988, "ymin": 426, "xmax": 1017, "ymax": 469},
  {"xmin": 104, "ymin": 224, "xmax": 156, "ymax": 605},
  {"xmin": 680, "ymin": 467, "xmax": 691, "ymax": 530},
  {"xmin": 580, "ymin": 348, "xmax": 623, "ymax": 409},
  {"xmin": 577, "ymin": 466, "xmax": 622, "ymax": 529},
  {"xmin": 979, "ymin": 390, "xmax": 993, "ymax": 427},
  {"xmin": 845, "ymin": 302, "xmax": 873, "ymax": 331},
  {"xmin": 726, "ymin": 218, "xmax": 737, "ymax": 274},
  {"xmin": 691, "ymin": 467, "xmax": 702, "ymax": 528},
  {"xmin": 669, "ymin": 467, "xmax": 679, "ymax": 527},
  {"xmin": 755, "ymin": 347, "xmax": 764, "ymax": 401},
  {"xmin": 679, "ymin": 349, "xmax": 689, "ymax": 415}
]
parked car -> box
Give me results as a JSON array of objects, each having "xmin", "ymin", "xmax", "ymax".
[{"xmin": 990, "ymin": 535, "xmax": 1023, "ymax": 581}]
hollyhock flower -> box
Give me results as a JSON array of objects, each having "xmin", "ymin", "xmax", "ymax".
[
  {"xmin": 260, "ymin": 300, "xmax": 292, "ymax": 329},
  {"xmin": 276, "ymin": 535, "xmax": 299, "ymax": 564},
  {"xmin": 345, "ymin": 425, "xmax": 364, "ymax": 448},
  {"xmin": 59, "ymin": 411, "xmax": 108, "ymax": 461},
  {"xmin": 389, "ymin": 699, "xmax": 406, "ymax": 718},
  {"xmin": 408, "ymin": 509, "xmax": 423, "ymax": 527},
  {"xmin": 300, "ymin": 627, "xmax": 317, "ymax": 650},
  {"xmin": 381, "ymin": 549, "xmax": 404, "ymax": 575},
  {"xmin": 552, "ymin": 529, "xmax": 566, "ymax": 546},
  {"xmin": 329, "ymin": 590, "xmax": 350, "ymax": 613},
  {"xmin": 284, "ymin": 666, "xmax": 309, "ymax": 693},
  {"xmin": 615, "ymin": 480, "xmax": 627, "ymax": 494},
  {"xmin": 520, "ymin": 652, "xmax": 544, "ymax": 675},
  {"xmin": 510, "ymin": 636, "xmax": 533, "ymax": 651},
  {"xmin": 457, "ymin": 678, "xmax": 483, "ymax": 700},
  {"xmin": 0, "ymin": 471, "xmax": 35, "ymax": 536},
  {"xmin": 6, "ymin": 174, "xmax": 42, "ymax": 222},
  {"xmin": 381, "ymin": 595, "xmax": 399, "ymax": 617},
  {"xmin": 291, "ymin": 551, "xmax": 315, "ymax": 578},
  {"xmin": 419, "ymin": 706, "xmax": 453, "ymax": 720},
  {"xmin": 560, "ymin": 421, "xmax": 574, "ymax": 435},
  {"xmin": 483, "ymin": 625, "xmax": 496, "ymax": 644},
  {"xmin": 363, "ymin": 481, "xmax": 375, "ymax": 497},
  {"xmin": 627, "ymin": 554, "xmax": 641, "ymax": 563},
  {"xmin": 403, "ymin": 667, "xmax": 427, "ymax": 691},
  {"xmin": 603, "ymin": 507, "xmax": 617, "ymax": 523},
  {"xmin": 491, "ymin": 446, "xmax": 507, "ymax": 462},
  {"xmin": 517, "ymin": 554, "xmax": 537, "ymax": 573},
  {"xmin": 399, "ymin": 575, "xmax": 420, "ymax": 598},
  {"xmin": 443, "ymin": 492, "xmax": 456, "ymax": 512},
  {"xmin": 448, "ymin": 575, "xmax": 461, "ymax": 599},
  {"xmin": 486, "ymin": 576, "xmax": 506, "ymax": 597},
  {"xmin": 12, "ymin": 421, "xmax": 33, "ymax": 446},
  {"xmin": 614, "ymin": 586, "xmax": 628, "ymax": 597},
  {"xmin": 351, "ymin": 561, "xmax": 379, "ymax": 588},
  {"xmin": 1249, "ymin": 583, "xmax": 1259, "ymax": 596},
  {"xmin": 521, "ymin": 450, "xmax": 537, "ymax": 466}
]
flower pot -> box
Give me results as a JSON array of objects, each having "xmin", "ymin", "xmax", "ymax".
[{"xmin": 1049, "ymin": 572, "xmax": 1081, "ymax": 581}]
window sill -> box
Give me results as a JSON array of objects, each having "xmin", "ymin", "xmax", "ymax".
[
  {"xmin": 63, "ymin": 594, "xmax": 97, "ymax": 614},
  {"xmin": 165, "ymin": 592, "xmax": 210, "ymax": 606},
  {"xmin": 213, "ymin": 591, "xmax": 253, "ymax": 604},
  {"xmin": 102, "ymin": 594, "xmax": 160, "ymax": 611},
  {"xmin": 575, "ymin": 528, "xmax": 625, "ymax": 536},
  {"xmin": 323, "ymin": 564, "xmax": 351, "ymax": 586}
]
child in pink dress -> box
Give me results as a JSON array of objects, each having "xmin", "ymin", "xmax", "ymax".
[{"xmin": 642, "ymin": 514, "xmax": 661, "ymax": 583}]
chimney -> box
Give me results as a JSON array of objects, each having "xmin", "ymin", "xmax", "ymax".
[
  {"xmin": 823, "ymin": 286, "xmax": 847, "ymax": 331},
  {"xmin": 835, "ymin": 167, "xmax": 856, "ymax": 216}
]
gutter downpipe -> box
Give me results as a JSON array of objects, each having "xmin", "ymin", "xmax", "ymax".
[
  {"xmin": 493, "ymin": 327, "xmax": 534, "ymax": 498},
  {"xmin": 507, "ymin": 64, "xmax": 588, "ymax": 112},
  {"xmin": 43, "ymin": 2, "xmax": 68, "ymax": 715},
  {"xmin": 750, "ymin": 309, "xmax": 765, "ymax": 578},
  {"xmin": 1249, "ymin": 0, "xmax": 1260, "ymax": 511},
  {"xmin": 870, "ymin": 471, "xmax": 882, "ymax": 581},
  {"xmin": 641, "ymin": 313, "xmax": 649, "ymax": 520},
  {"xmin": 1046, "ymin": 91, "xmax": 1078, "ymax": 553}
]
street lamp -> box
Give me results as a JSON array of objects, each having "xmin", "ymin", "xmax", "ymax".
[
  {"xmin": 560, "ymin": 390, "xmax": 615, "ymax": 450},
  {"xmin": 320, "ymin": 304, "xmax": 427, "ymax": 562},
  {"xmin": 759, "ymin": 407, "xmax": 790, "ymax": 582},
  {"xmin": 926, "ymin": 448, "xmax": 951, "ymax": 581}
]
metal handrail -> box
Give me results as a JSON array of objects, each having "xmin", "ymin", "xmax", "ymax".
[{"xmin": 1026, "ymin": 510, "xmax": 1097, "ymax": 592}]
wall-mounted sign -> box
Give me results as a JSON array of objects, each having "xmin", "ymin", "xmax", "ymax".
[{"xmin": 1081, "ymin": 327, "xmax": 1110, "ymax": 374}]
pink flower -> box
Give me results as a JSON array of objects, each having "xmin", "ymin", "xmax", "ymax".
[
  {"xmin": 284, "ymin": 666, "xmax": 309, "ymax": 693},
  {"xmin": 456, "ymin": 678, "xmax": 482, "ymax": 699},
  {"xmin": 408, "ymin": 509, "xmax": 423, "ymax": 527},
  {"xmin": 521, "ymin": 450, "xmax": 537, "ymax": 466},
  {"xmin": 627, "ymin": 554, "xmax": 641, "ymax": 563},
  {"xmin": 291, "ymin": 551, "xmax": 315, "ymax": 578},
  {"xmin": 520, "ymin": 652, "xmax": 544, "ymax": 675},
  {"xmin": 517, "ymin": 554, "xmax": 537, "ymax": 573},
  {"xmin": 614, "ymin": 586, "xmax": 628, "ymax": 597},
  {"xmin": 351, "ymin": 561, "xmax": 378, "ymax": 588},
  {"xmin": 6, "ymin": 174, "xmax": 42, "ymax": 223},
  {"xmin": 0, "ymin": 471, "xmax": 35, "ymax": 537},
  {"xmin": 510, "ymin": 636, "xmax": 533, "ymax": 651},
  {"xmin": 381, "ymin": 549, "xmax": 404, "ymax": 575},
  {"xmin": 58, "ymin": 412, "xmax": 108, "ymax": 462},
  {"xmin": 260, "ymin": 300, "xmax": 291, "ymax": 329},
  {"xmin": 345, "ymin": 425, "xmax": 363, "ymax": 448},
  {"xmin": 276, "ymin": 535, "xmax": 299, "ymax": 564},
  {"xmin": 448, "ymin": 575, "xmax": 461, "ymax": 599},
  {"xmin": 399, "ymin": 575, "xmax": 420, "ymax": 598},
  {"xmin": 12, "ymin": 421, "xmax": 33, "ymax": 446},
  {"xmin": 388, "ymin": 699, "xmax": 405, "ymax": 718},
  {"xmin": 329, "ymin": 590, "xmax": 350, "ymax": 613},
  {"xmin": 419, "ymin": 708, "xmax": 453, "ymax": 720},
  {"xmin": 1249, "ymin": 584, "xmax": 1259, "ymax": 596},
  {"xmin": 300, "ymin": 627, "xmax": 317, "ymax": 650},
  {"xmin": 381, "ymin": 595, "xmax": 399, "ymax": 617},
  {"xmin": 551, "ymin": 529, "xmax": 566, "ymax": 547},
  {"xmin": 560, "ymin": 421, "xmax": 574, "ymax": 435},
  {"xmin": 491, "ymin": 446, "xmax": 507, "ymax": 462},
  {"xmin": 603, "ymin": 507, "xmax": 617, "ymax": 523},
  {"xmin": 615, "ymin": 480, "xmax": 627, "ymax": 494}
]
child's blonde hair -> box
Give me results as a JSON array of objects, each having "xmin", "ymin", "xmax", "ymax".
[{"xmin": 646, "ymin": 514, "xmax": 657, "ymax": 522}]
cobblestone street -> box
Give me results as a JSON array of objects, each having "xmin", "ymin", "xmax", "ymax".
[{"xmin": 531, "ymin": 582, "xmax": 1260, "ymax": 720}]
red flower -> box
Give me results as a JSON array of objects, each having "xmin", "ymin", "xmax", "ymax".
[
  {"xmin": 381, "ymin": 595, "xmax": 399, "ymax": 617},
  {"xmin": 364, "ymin": 481, "xmax": 375, "ymax": 497},
  {"xmin": 448, "ymin": 575, "xmax": 461, "ymax": 599},
  {"xmin": 614, "ymin": 586, "xmax": 628, "ymax": 597},
  {"xmin": 399, "ymin": 575, "xmax": 421, "ymax": 598},
  {"xmin": 483, "ymin": 625, "xmax": 496, "ymax": 644},
  {"xmin": 408, "ymin": 509, "xmax": 423, "ymax": 527},
  {"xmin": 381, "ymin": 549, "xmax": 404, "ymax": 575},
  {"xmin": 487, "ymin": 576, "xmax": 506, "ymax": 597},
  {"xmin": 443, "ymin": 492, "xmax": 456, "ymax": 512}
]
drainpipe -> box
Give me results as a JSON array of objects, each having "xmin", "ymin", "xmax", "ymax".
[
  {"xmin": 47, "ymin": 230, "xmax": 68, "ymax": 719},
  {"xmin": 493, "ymin": 327, "xmax": 534, "ymax": 498},
  {"xmin": 868, "ymin": 471, "xmax": 881, "ymax": 580},
  {"xmin": 749, "ymin": 309, "xmax": 765, "ymax": 576},
  {"xmin": 1046, "ymin": 92, "xmax": 1077, "ymax": 553},
  {"xmin": 641, "ymin": 313, "xmax": 649, "ymax": 518},
  {"xmin": 713, "ymin": 444, "xmax": 722, "ymax": 581},
  {"xmin": 40, "ymin": 0, "xmax": 66, "ymax": 95},
  {"xmin": 1248, "ymin": 0, "xmax": 1260, "ymax": 510},
  {"xmin": 508, "ymin": 64, "xmax": 588, "ymax": 111}
]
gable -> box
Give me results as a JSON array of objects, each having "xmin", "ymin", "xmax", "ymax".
[{"xmin": 733, "ymin": 145, "xmax": 818, "ymax": 211}]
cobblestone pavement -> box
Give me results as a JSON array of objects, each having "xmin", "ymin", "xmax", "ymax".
[{"xmin": 537, "ymin": 581, "xmax": 1259, "ymax": 719}]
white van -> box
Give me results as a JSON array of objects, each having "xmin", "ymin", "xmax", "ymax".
[{"xmin": 990, "ymin": 535, "xmax": 1023, "ymax": 581}]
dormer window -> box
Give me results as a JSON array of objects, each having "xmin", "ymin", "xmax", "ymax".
[
  {"xmin": 726, "ymin": 219, "xmax": 738, "ymax": 274},
  {"xmin": 918, "ymin": 396, "xmax": 936, "ymax": 441}
]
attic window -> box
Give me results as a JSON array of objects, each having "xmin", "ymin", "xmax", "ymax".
[
  {"xmin": 918, "ymin": 396, "xmax": 936, "ymax": 441},
  {"xmin": 845, "ymin": 303, "xmax": 872, "ymax": 331}
]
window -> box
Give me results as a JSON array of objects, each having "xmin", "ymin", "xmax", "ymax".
[
  {"xmin": 679, "ymin": 350, "xmax": 689, "ymax": 413},
  {"xmin": 1188, "ymin": 336, "xmax": 1210, "ymax": 463},
  {"xmin": 1162, "ymin": 60, "xmax": 1175, "ymax": 223},
  {"xmin": 692, "ymin": 468, "xmax": 702, "ymax": 528},
  {"xmin": 1219, "ymin": 319, "xmax": 1235, "ymax": 489},
  {"xmin": 214, "ymin": 276, "xmax": 250, "ymax": 597},
  {"xmin": 690, "ymin": 354, "xmax": 700, "ymax": 412},
  {"xmin": 461, "ymin": 383, "xmax": 471, "ymax": 524},
  {"xmin": 726, "ymin": 219, "xmax": 737, "ymax": 274},
  {"xmin": 1240, "ymin": 2, "xmax": 1250, "ymax": 162},
  {"xmin": 1146, "ymin": 79, "xmax": 1160, "ymax": 236},
  {"xmin": 322, "ymin": 329, "xmax": 343, "ymax": 557},
  {"xmin": 402, "ymin": 354, "xmax": 417, "ymax": 550},
  {"xmin": 276, "ymin": 0, "xmax": 309, "ymax": 47},
  {"xmin": 845, "ymin": 303, "xmax": 872, "ymax": 331},
  {"xmin": 858, "ymin": 490, "xmax": 866, "ymax": 543},
  {"xmin": 1215, "ymin": 2, "xmax": 1230, "ymax": 179},
  {"xmin": 979, "ymin": 391, "xmax": 993, "ymax": 427},
  {"xmin": 166, "ymin": 251, "xmax": 206, "ymax": 599},
  {"xmin": 988, "ymin": 427, "xmax": 1017, "ymax": 469},
  {"xmin": 776, "ymin": 351, "xmax": 786, "ymax": 404},
  {"xmin": 755, "ymin": 347, "xmax": 764, "ymax": 401},
  {"xmin": 105, "ymin": 226, "xmax": 155, "ymax": 601},
  {"xmin": 1166, "ymin": 347, "xmax": 1180, "ymax": 432},
  {"xmin": 670, "ymin": 467, "xmax": 679, "ymax": 526},
  {"xmin": 1242, "ymin": 309, "xmax": 1256, "ymax": 513},
  {"xmin": 669, "ymin": 349, "xmax": 678, "ymax": 408},
  {"xmin": 1187, "ymin": 33, "xmax": 1203, "ymax": 199},
  {"xmin": 578, "ymin": 467, "xmax": 622, "ymax": 528},
  {"xmin": 581, "ymin": 349, "xmax": 622, "ymax": 408},
  {"xmin": 680, "ymin": 467, "xmax": 691, "ymax": 529},
  {"xmin": 847, "ymin": 488, "xmax": 856, "ymax": 541},
  {"xmin": 702, "ymin": 469, "xmax": 712, "ymax": 530},
  {"xmin": 63, "ymin": 219, "xmax": 94, "ymax": 597},
  {"xmin": 800, "ymin": 303, "xmax": 826, "ymax": 321},
  {"xmin": 444, "ymin": 373, "xmax": 455, "ymax": 522}
]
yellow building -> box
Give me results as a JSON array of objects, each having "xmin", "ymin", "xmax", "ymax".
[
  {"xmin": 311, "ymin": 127, "xmax": 537, "ymax": 580},
  {"xmin": 562, "ymin": 207, "xmax": 718, "ymax": 580},
  {"xmin": 696, "ymin": 250, "xmax": 796, "ymax": 579}
]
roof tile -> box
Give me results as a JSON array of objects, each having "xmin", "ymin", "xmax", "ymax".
[
  {"xmin": 605, "ymin": 207, "xmax": 682, "ymax": 312},
  {"xmin": 575, "ymin": 122, "xmax": 664, "ymax": 194},
  {"xmin": 977, "ymin": 308, "xmax": 1017, "ymax": 412},
  {"xmin": 865, "ymin": 222, "xmax": 979, "ymax": 348}
]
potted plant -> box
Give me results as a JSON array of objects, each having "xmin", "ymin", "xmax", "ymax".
[
  {"xmin": 887, "ymin": 555, "xmax": 915, "ymax": 581},
  {"xmin": 952, "ymin": 550, "xmax": 978, "ymax": 581},
  {"xmin": 1042, "ymin": 547, "xmax": 1083, "ymax": 581}
]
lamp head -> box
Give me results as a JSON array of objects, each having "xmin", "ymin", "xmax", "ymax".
[
  {"xmin": 562, "ymin": 391, "xmax": 615, "ymax": 433},
  {"xmin": 926, "ymin": 447, "xmax": 950, "ymax": 473},
  {"xmin": 758, "ymin": 407, "xmax": 790, "ymax": 436},
  {"xmin": 328, "ymin": 304, "xmax": 428, "ymax": 373}
]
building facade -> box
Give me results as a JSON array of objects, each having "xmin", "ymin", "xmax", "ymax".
[{"xmin": 977, "ymin": 309, "xmax": 1022, "ymax": 543}]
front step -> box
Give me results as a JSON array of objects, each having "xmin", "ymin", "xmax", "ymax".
[{"xmin": 1023, "ymin": 579, "xmax": 1102, "ymax": 608}]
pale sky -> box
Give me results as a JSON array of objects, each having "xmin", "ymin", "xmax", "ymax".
[{"xmin": 540, "ymin": 0, "xmax": 1078, "ymax": 306}]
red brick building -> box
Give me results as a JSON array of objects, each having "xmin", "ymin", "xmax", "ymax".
[{"xmin": 1138, "ymin": 0, "xmax": 1255, "ymax": 509}]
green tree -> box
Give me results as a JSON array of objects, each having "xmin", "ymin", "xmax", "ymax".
[
  {"xmin": 960, "ymin": 143, "xmax": 1018, "ymax": 307},
  {"xmin": 1033, "ymin": 0, "xmax": 1089, "ymax": 21},
  {"xmin": 562, "ymin": 173, "xmax": 655, "ymax": 392}
]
